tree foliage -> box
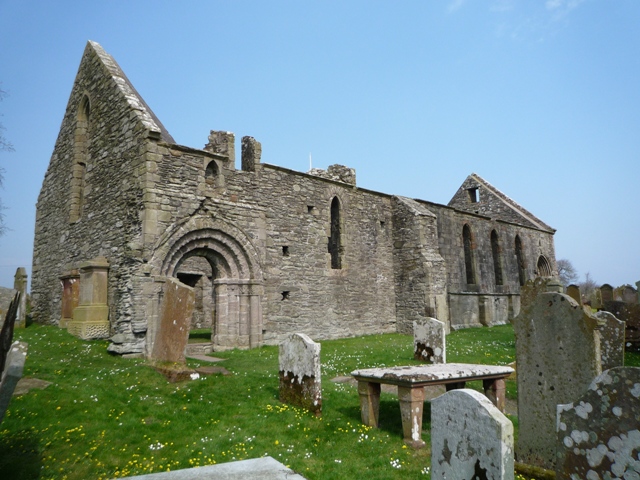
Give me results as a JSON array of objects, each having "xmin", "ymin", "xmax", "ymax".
[
  {"xmin": 579, "ymin": 272, "xmax": 598, "ymax": 300},
  {"xmin": 0, "ymin": 86, "xmax": 13, "ymax": 152},
  {"xmin": 557, "ymin": 258, "xmax": 579, "ymax": 286}
]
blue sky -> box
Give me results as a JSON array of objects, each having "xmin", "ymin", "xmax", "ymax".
[{"xmin": 0, "ymin": 0, "xmax": 638, "ymax": 290}]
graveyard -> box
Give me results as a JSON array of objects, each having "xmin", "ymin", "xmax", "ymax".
[{"xmin": 1, "ymin": 312, "xmax": 639, "ymax": 479}]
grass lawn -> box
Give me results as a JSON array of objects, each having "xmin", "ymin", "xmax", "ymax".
[{"xmin": 1, "ymin": 323, "xmax": 638, "ymax": 479}]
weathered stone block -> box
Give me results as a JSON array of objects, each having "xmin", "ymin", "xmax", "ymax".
[
  {"xmin": 278, "ymin": 333, "xmax": 321, "ymax": 416},
  {"xmin": 556, "ymin": 367, "xmax": 640, "ymax": 480},
  {"xmin": 432, "ymin": 388, "xmax": 514, "ymax": 480}
]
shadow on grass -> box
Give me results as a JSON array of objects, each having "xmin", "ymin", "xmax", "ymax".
[
  {"xmin": 0, "ymin": 430, "xmax": 43, "ymax": 479},
  {"xmin": 336, "ymin": 400, "xmax": 433, "ymax": 439}
]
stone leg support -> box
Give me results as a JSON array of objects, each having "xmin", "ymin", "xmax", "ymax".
[
  {"xmin": 398, "ymin": 386, "xmax": 426, "ymax": 448},
  {"xmin": 483, "ymin": 378, "xmax": 506, "ymax": 413},
  {"xmin": 357, "ymin": 381, "xmax": 381, "ymax": 428},
  {"xmin": 445, "ymin": 381, "xmax": 466, "ymax": 391}
]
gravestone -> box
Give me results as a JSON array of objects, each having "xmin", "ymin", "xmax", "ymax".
[
  {"xmin": 601, "ymin": 284, "xmax": 614, "ymax": 303},
  {"xmin": 514, "ymin": 282, "xmax": 602, "ymax": 470},
  {"xmin": 602, "ymin": 300, "xmax": 640, "ymax": 353},
  {"xmin": 431, "ymin": 388, "xmax": 514, "ymax": 480},
  {"xmin": 59, "ymin": 270, "xmax": 80, "ymax": 328},
  {"xmin": 278, "ymin": 333, "xmax": 322, "ymax": 416},
  {"xmin": 13, "ymin": 268, "xmax": 28, "ymax": 328},
  {"xmin": 520, "ymin": 277, "xmax": 563, "ymax": 310},
  {"xmin": 566, "ymin": 284, "xmax": 581, "ymax": 305},
  {"xmin": 556, "ymin": 367, "xmax": 640, "ymax": 480},
  {"xmin": 0, "ymin": 341, "xmax": 28, "ymax": 424},
  {"xmin": 590, "ymin": 288, "xmax": 603, "ymax": 310},
  {"xmin": 150, "ymin": 277, "xmax": 195, "ymax": 364},
  {"xmin": 413, "ymin": 317, "xmax": 446, "ymax": 363},
  {"xmin": 594, "ymin": 310, "xmax": 625, "ymax": 371}
]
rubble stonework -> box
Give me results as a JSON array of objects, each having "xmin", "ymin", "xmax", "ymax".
[
  {"xmin": 31, "ymin": 41, "xmax": 557, "ymax": 355},
  {"xmin": 278, "ymin": 333, "xmax": 321, "ymax": 415},
  {"xmin": 514, "ymin": 281, "xmax": 603, "ymax": 470},
  {"xmin": 556, "ymin": 367, "xmax": 640, "ymax": 480},
  {"xmin": 413, "ymin": 317, "xmax": 446, "ymax": 363},
  {"xmin": 431, "ymin": 388, "xmax": 514, "ymax": 480}
]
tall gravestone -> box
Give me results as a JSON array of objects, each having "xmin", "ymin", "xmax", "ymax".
[
  {"xmin": 431, "ymin": 388, "xmax": 514, "ymax": 480},
  {"xmin": 594, "ymin": 310, "xmax": 625, "ymax": 371},
  {"xmin": 566, "ymin": 284, "xmax": 581, "ymax": 305},
  {"xmin": 149, "ymin": 277, "xmax": 195, "ymax": 364},
  {"xmin": 514, "ymin": 279, "xmax": 603, "ymax": 470},
  {"xmin": 413, "ymin": 317, "xmax": 446, "ymax": 363},
  {"xmin": 601, "ymin": 284, "xmax": 614, "ymax": 303},
  {"xmin": 278, "ymin": 333, "xmax": 322, "ymax": 416},
  {"xmin": 13, "ymin": 268, "xmax": 27, "ymax": 328},
  {"xmin": 556, "ymin": 367, "xmax": 640, "ymax": 479}
]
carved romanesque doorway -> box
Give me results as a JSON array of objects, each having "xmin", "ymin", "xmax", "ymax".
[{"xmin": 154, "ymin": 221, "xmax": 264, "ymax": 351}]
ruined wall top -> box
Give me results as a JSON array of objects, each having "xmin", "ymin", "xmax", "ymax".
[{"xmin": 307, "ymin": 164, "xmax": 356, "ymax": 185}]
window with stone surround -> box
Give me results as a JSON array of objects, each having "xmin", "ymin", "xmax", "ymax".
[
  {"xmin": 328, "ymin": 196, "xmax": 342, "ymax": 269},
  {"xmin": 70, "ymin": 95, "xmax": 90, "ymax": 222},
  {"xmin": 462, "ymin": 224, "xmax": 477, "ymax": 285},
  {"xmin": 491, "ymin": 230, "xmax": 503, "ymax": 286}
]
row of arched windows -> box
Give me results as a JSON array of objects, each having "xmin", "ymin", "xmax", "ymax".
[{"xmin": 463, "ymin": 225, "xmax": 551, "ymax": 287}]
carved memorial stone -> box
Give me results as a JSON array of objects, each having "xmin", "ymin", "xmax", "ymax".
[
  {"xmin": 0, "ymin": 341, "xmax": 28, "ymax": 425},
  {"xmin": 68, "ymin": 257, "xmax": 110, "ymax": 339},
  {"xmin": 13, "ymin": 268, "xmax": 28, "ymax": 328}
]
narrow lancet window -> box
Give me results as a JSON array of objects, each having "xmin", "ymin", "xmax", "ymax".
[
  {"xmin": 328, "ymin": 196, "xmax": 342, "ymax": 269},
  {"xmin": 70, "ymin": 96, "xmax": 90, "ymax": 222},
  {"xmin": 463, "ymin": 224, "xmax": 476, "ymax": 285},
  {"xmin": 515, "ymin": 235, "xmax": 526, "ymax": 286},
  {"xmin": 491, "ymin": 230, "xmax": 503, "ymax": 286}
]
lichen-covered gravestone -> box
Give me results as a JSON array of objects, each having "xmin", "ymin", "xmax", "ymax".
[
  {"xmin": 431, "ymin": 388, "xmax": 514, "ymax": 480},
  {"xmin": 595, "ymin": 311, "xmax": 625, "ymax": 371},
  {"xmin": 413, "ymin": 317, "xmax": 446, "ymax": 363},
  {"xmin": 278, "ymin": 333, "xmax": 322, "ymax": 416},
  {"xmin": 556, "ymin": 367, "xmax": 640, "ymax": 480},
  {"xmin": 514, "ymin": 280, "xmax": 603, "ymax": 470}
]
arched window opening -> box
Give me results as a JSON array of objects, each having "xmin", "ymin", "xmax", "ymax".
[
  {"xmin": 491, "ymin": 230, "xmax": 503, "ymax": 286},
  {"xmin": 537, "ymin": 255, "xmax": 552, "ymax": 277},
  {"xmin": 515, "ymin": 235, "xmax": 526, "ymax": 286},
  {"xmin": 462, "ymin": 224, "xmax": 476, "ymax": 285},
  {"xmin": 205, "ymin": 160, "xmax": 219, "ymax": 185},
  {"xmin": 70, "ymin": 95, "xmax": 90, "ymax": 222},
  {"xmin": 328, "ymin": 196, "xmax": 342, "ymax": 269}
]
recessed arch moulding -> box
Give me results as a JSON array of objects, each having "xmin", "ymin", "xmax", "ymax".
[{"xmin": 134, "ymin": 214, "xmax": 264, "ymax": 356}]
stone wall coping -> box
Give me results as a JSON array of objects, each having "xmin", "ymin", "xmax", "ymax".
[
  {"xmin": 158, "ymin": 142, "xmax": 228, "ymax": 161},
  {"xmin": 352, "ymin": 363, "xmax": 513, "ymax": 386},
  {"xmin": 79, "ymin": 257, "xmax": 110, "ymax": 270}
]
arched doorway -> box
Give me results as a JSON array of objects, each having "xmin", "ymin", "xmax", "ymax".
[{"xmin": 151, "ymin": 218, "xmax": 264, "ymax": 351}]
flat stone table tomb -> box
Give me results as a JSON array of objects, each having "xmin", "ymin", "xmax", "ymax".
[{"xmin": 351, "ymin": 363, "xmax": 514, "ymax": 448}]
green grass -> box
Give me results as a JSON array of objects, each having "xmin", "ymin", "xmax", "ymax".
[{"xmin": 1, "ymin": 324, "xmax": 638, "ymax": 479}]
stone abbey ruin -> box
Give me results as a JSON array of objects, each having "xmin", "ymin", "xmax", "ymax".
[{"xmin": 31, "ymin": 41, "xmax": 557, "ymax": 356}]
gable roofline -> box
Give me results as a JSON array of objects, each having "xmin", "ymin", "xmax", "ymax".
[
  {"xmin": 86, "ymin": 41, "xmax": 175, "ymax": 143},
  {"xmin": 468, "ymin": 173, "xmax": 554, "ymax": 232}
]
